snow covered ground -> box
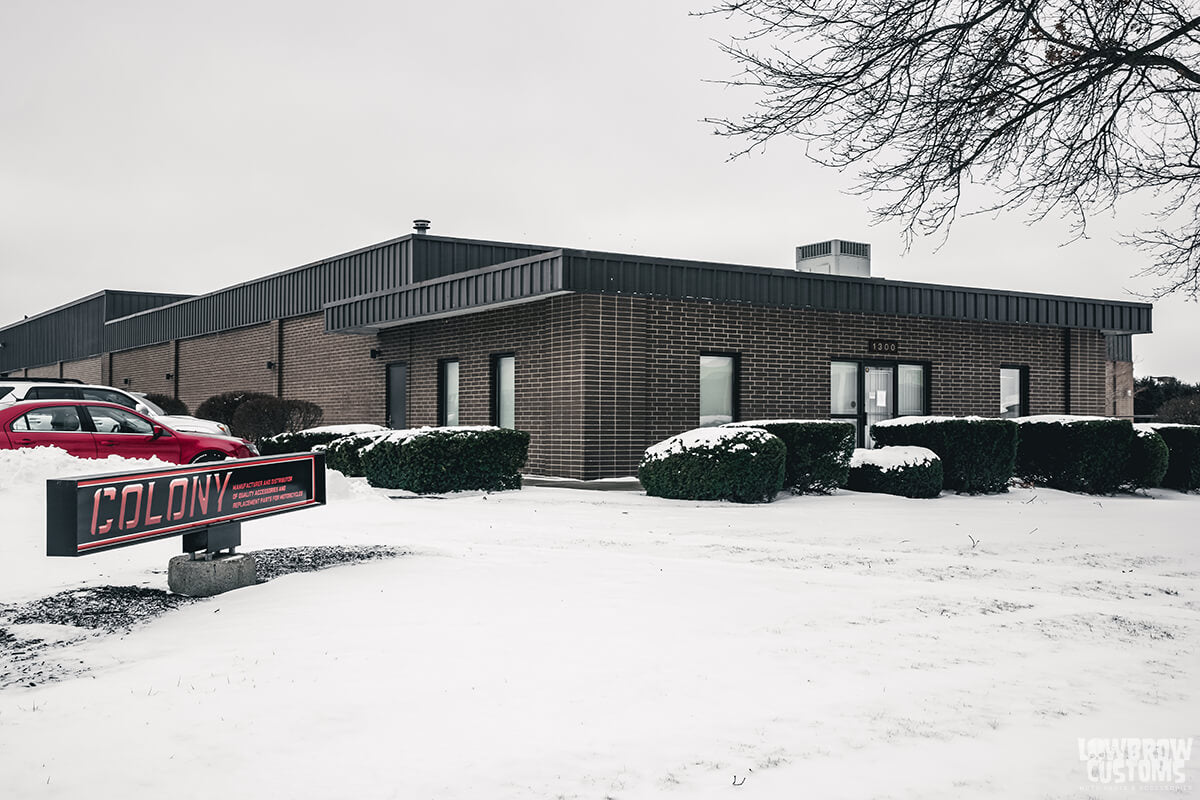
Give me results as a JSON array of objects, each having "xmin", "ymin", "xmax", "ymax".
[{"xmin": 1, "ymin": 447, "xmax": 1197, "ymax": 798}]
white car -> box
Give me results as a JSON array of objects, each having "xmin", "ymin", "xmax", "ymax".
[{"xmin": 0, "ymin": 380, "xmax": 232, "ymax": 436}]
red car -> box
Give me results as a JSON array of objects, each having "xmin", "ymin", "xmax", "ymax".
[{"xmin": 0, "ymin": 400, "xmax": 258, "ymax": 463}]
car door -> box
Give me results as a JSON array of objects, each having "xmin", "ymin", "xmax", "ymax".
[
  {"xmin": 6, "ymin": 405, "xmax": 98, "ymax": 458},
  {"xmin": 83, "ymin": 405, "xmax": 182, "ymax": 463}
]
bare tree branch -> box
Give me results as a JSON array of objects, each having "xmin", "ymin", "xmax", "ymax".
[{"xmin": 701, "ymin": 0, "xmax": 1200, "ymax": 299}]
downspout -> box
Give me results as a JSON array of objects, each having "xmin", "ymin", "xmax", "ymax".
[{"xmin": 1063, "ymin": 328, "xmax": 1072, "ymax": 414}]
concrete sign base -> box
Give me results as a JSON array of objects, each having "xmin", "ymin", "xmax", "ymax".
[{"xmin": 168, "ymin": 553, "xmax": 258, "ymax": 597}]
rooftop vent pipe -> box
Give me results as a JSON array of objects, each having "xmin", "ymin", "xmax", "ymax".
[
  {"xmin": 413, "ymin": 219, "xmax": 431, "ymax": 235},
  {"xmin": 795, "ymin": 240, "xmax": 871, "ymax": 277}
]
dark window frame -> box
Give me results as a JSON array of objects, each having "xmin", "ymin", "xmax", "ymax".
[
  {"xmin": 999, "ymin": 364, "xmax": 1030, "ymax": 418},
  {"xmin": 699, "ymin": 350, "xmax": 741, "ymax": 426},
  {"xmin": 489, "ymin": 352, "xmax": 516, "ymax": 428},
  {"xmin": 437, "ymin": 357, "xmax": 460, "ymax": 427}
]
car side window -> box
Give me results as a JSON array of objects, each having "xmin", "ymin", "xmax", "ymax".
[
  {"xmin": 0, "ymin": 386, "xmax": 13, "ymax": 400},
  {"xmin": 13, "ymin": 406, "xmax": 83, "ymax": 432},
  {"xmin": 81, "ymin": 388, "xmax": 136, "ymax": 408},
  {"xmin": 86, "ymin": 406, "xmax": 154, "ymax": 435},
  {"xmin": 27, "ymin": 386, "xmax": 81, "ymax": 400}
]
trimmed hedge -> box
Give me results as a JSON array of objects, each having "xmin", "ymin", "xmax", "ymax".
[
  {"xmin": 638, "ymin": 427, "xmax": 785, "ymax": 503},
  {"xmin": 871, "ymin": 417, "xmax": 1018, "ymax": 494},
  {"xmin": 1154, "ymin": 425, "xmax": 1200, "ymax": 492},
  {"xmin": 195, "ymin": 391, "xmax": 277, "ymax": 427},
  {"xmin": 230, "ymin": 397, "xmax": 324, "ymax": 441},
  {"xmin": 323, "ymin": 432, "xmax": 390, "ymax": 477},
  {"xmin": 724, "ymin": 420, "xmax": 854, "ymax": 493},
  {"xmin": 143, "ymin": 393, "xmax": 188, "ymax": 415},
  {"xmin": 1124, "ymin": 427, "xmax": 1169, "ymax": 491},
  {"xmin": 1014, "ymin": 417, "xmax": 1134, "ymax": 494},
  {"xmin": 362, "ymin": 427, "xmax": 530, "ymax": 493},
  {"xmin": 847, "ymin": 447, "xmax": 943, "ymax": 498}
]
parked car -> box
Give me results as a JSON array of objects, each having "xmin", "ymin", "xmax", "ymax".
[
  {"xmin": 0, "ymin": 400, "xmax": 258, "ymax": 463},
  {"xmin": 0, "ymin": 381, "xmax": 231, "ymax": 436}
]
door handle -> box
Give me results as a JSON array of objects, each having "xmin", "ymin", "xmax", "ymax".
[{"xmin": 17, "ymin": 438, "xmax": 34, "ymax": 444}]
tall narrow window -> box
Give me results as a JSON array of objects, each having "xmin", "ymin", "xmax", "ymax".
[
  {"xmin": 1000, "ymin": 366, "xmax": 1027, "ymax": 418},
  {"xmin": 438, "ymin": 359, "xmax": 459, "ymax": 426},
  {"xmin": 699, "ymin": 353, "xmax": 737, "ymax": 427},
  {"xmin": 898, "ymin": 364, "xmax": 926, "ymax": 416},
  {"xmin": 491, "ymin": 354, "xmax": 515, "ymax": 428}
]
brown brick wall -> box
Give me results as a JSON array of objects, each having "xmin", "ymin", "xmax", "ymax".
[
  {"xmin": 61, "ymin": 357, "xmax": 102, "ymax": 383},
  {"xmin": 177, "ymin": 323, "xmax": 278, "ymax": 411},
  {"xmin": 1069, "ymin": 329, "xmax": 1107, "ymax": 414},
  {"xmin": 375, "ymin": 296, "xmax": 589, "ymax": 478},
  {"xmin": 281, "ymin": 314, "xmax": 383, "ymax": 425},
  {"xmin": 110, "ymin": 342, "xmax": 175, "ymax": 399},
  {"xmin": 636, "ymin": 299, "xmax": 1099, "ymax": 461},
  {"xmin": 369, "ymin": 294, "xmax": 1110, "ymax": 479},
  {"xmin": 1105, "ymin": 359, "xmax": 1135, "ymax": 419},
  {"xmin": 25, "ymin": 363, "xmax": 59, "ymax": 378}
]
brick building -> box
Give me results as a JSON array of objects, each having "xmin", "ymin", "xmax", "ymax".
[{"xmin": 0, "ymin": 226, "xmax": 1152, "ymax": 479}]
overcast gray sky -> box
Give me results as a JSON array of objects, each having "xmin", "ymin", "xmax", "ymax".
[{"xmin": 2, "ymin": 0, "xmax": 1197, "ymax": 380}]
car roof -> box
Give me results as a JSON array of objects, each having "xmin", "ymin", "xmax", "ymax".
[
  {"xmin": 0, "ymin": 377, "xmax": 85, "ymax": 384},
  {"xmin": 6, "ymin": 399, "xmax": 140, "ymax": 411}
]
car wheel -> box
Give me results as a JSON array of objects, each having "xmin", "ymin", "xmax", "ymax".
[{"xmin": 190, "ymin": 450, "xmax": 228, "ymax": 464}]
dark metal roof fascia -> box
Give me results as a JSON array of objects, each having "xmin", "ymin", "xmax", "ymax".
[
  {"xmin": 558, "ymin": 250, "xmax": 1152, "ymax": 334},
  {"xmin": 324, "ymin": 251, "xmax": 566, "ymax": 333},
  {"xmin": 0, "ymin": 290, "xmax": 108, "ymax": 333}
]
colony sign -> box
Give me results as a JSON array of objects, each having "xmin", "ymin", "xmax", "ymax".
[{"xmin": 47, "ymin": 453, "xmax": 326, "ymax": 556}]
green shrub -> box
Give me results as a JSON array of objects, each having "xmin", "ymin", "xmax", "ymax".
[
  {"xmin": 1152, "ymin": 424, "xmax": 1200, "ymax": 492},
  {"xmin": 1156, "ymin": 395, "xmax": 1200, "ymax": 425},
  {"xmin": 1014, "ymin": 416, "xmax": 1133, "ymax": 494},
  {"xmin": 260, "ymin": 425, "xmax": 385, "ymax": 456},
  {"xmin": 143, "ymin": 393, "xmax": 188, "ymax": 415},
  {"xmin": 638, "ymin": 427, "xmax": 785, "ymax": 503},
  {"xmin": 322, "ymin": 431, "xmax": 389, "ymax": 477},
  {"xmin": 724, "ymin": 420, "xmax": 854, "ymax": 493},
  {"xmin": 871, "ymin": 417, "xmax": 1017, "ymax": 494},
  {"xmin": 195, "ymin": 391, "xmax": 277, "ymax": 427},
  {"xmin": 362, "ymin": 427, "xmax": 530, "ymax": 493},
  {"xmin": 230, "ymin": 397, "xmax": 324, "ymax": 441},
  {"xmin": 847, "ymin": 447, "xmax": 943, "ymax": 498},
  {"xmin": 1124, "ymin": 426, "xmax": 1169, "ymax": 491}
]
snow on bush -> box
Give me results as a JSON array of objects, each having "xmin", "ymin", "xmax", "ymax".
[
  {"xmin": 871, "ymin": 416, "xmax": 1017, "ymax": 494},
  {"xmin": 260, "ymin": 424, "xmax": 388, "ymax": 456},
  {"xmin": 723, "ymin": 420, "xmax": 854, "ymax": 493},
  {"xmin": 361, "ymin": 426, "xmax": 530, "ymax": 493},
  {"xmin": 639, "ymin": 427, "xmax": 785, "ymax": 503},
  {"xmin": 847, "ymin": 446, "xmax": 943, "ymax": 498}
]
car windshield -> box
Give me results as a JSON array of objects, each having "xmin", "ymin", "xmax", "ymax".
[{"xmin": 135, "ymin": 394, "xmax": 166, "ymax": 415}]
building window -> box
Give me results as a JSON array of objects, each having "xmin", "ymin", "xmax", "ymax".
[
  {"xmin": 699, "ymin": 353, "xmax": 738, "ymax": 427},
  {"xmin": 491, "ymin": 354, "xmax": 515, "ymax": 428},
  {"xmin": 438, "ymin": 359, "xmax": 459, "ymax": 426},
  {"xmin": 1000, "ymin": 366, "xmax": 1028, "ymax": 418}
]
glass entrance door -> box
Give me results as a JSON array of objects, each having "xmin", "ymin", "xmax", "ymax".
[{"xmin": 864, "ymin": 365, "xmax": 894, "ymax": 447}]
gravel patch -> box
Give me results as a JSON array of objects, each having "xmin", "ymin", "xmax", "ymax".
[{"xmin": 0, "ymin": 545, "xmax": 407, "ymax": 690}]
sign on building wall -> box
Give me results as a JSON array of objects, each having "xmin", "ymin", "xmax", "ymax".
[
  {"xmin": 47, "ymin": 454, "xmax": 326, "ymax": 556},
  {"xmin": 867, "ymin": 339, "xmax": 900, "ymax": 355}
]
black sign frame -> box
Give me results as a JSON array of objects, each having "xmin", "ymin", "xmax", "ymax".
[{"xmin": 47, "ymin": 453, "xmax": 326, "ymax": 557}]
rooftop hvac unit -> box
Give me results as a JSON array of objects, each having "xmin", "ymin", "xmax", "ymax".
[{"xmin": 795, "ymin": 240, "xmax": 871, "ymax": 277}]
